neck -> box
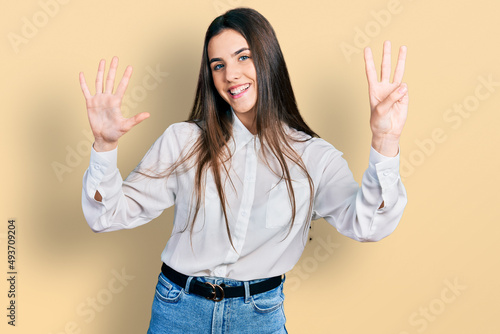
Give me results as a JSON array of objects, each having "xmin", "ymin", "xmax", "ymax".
[{"xmin": 234, "ymin": 110, "xmax": 257, "ymax": 135}]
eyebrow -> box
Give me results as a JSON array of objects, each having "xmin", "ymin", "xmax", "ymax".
[{"xmin": 209, "ymin": 47, "xmax": 250, "ymax": 64}]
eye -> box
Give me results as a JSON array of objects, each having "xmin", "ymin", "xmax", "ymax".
[
  {"xmin": 213, "ymin": 63, "xmax": 224, "ymax": 71},
  {"xmin": 239, "ymin": 55, "xmax": 250, "ymax": 61}
]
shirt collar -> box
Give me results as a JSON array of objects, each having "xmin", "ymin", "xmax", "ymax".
[{"xmin": 229, "ymin": 108, "xmax": 307, "ymax": 152}]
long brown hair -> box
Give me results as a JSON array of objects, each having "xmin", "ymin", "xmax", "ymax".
[{"xmin": 141, "ymin": 8, "xmax": 319, "ymax": 248}]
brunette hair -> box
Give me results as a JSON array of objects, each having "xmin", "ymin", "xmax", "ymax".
[{"xmin": 142, "ymin": 8, "xmax": 318, "ymax": 248}]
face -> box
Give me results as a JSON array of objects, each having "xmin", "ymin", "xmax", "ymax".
[{"xmin": 207, "ymin": 29, "xmax": 258, "ymax": 121}]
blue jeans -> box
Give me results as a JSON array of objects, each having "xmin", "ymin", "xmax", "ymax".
[{"xmin": 147, "ymin": 272, "xmax": 288, "ymax": 333}]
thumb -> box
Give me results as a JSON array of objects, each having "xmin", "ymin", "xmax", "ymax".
[{"xmin": 123, "ymin": 112, "xmax": 150, "ymax": 132}]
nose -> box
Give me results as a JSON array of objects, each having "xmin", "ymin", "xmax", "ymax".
[{"xmin": 224, "ymin": 62, "xmax": 241, "ymax": 82}]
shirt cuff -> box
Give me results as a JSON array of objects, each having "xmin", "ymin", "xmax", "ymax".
[
  {"xmin": 88, "ymin": 145, "xmax": 118, "ymax": 181},
  {"xmin": 367, "ymin": 145, "xmax": 401, "ymax": 188}
]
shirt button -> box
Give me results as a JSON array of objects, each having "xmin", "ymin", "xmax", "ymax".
[
  {"xmin": 383, "ymin": 171, "xmax": 390, "ymax": 176},
  {"xmin": 93, "ymin": 165, "xmax": 100, "ymax": 170},
  {"xmin": 241, "ymin": 211, "xmax": 247, "ymax": 217}
]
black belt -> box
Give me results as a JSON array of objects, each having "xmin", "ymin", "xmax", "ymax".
[{"xmin": 161, "ymin": 263, "xmax": 282, "ymax": 302}]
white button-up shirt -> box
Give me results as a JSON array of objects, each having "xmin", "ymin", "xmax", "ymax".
[{"xmin": 82, "ymin": 113, "xmax": 407, "ymax": 280}]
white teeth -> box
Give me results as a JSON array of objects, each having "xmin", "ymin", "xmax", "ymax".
[{"xmin": 230, "ymin": 84, "xmax": 250, "ymax": 95}]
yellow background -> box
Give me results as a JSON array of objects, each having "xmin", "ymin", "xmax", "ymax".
[{"xmin": 2, "ymin": 0, "xmax": 499, "ymax": 333}]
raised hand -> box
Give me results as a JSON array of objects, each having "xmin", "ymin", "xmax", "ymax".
[
  {"xmin": 364, "ymin": 41, "xmax": 408, "ymax": 157},
  {"xmin": 79, "ymin": 56, "xmax": 150, "ymax": 152}
]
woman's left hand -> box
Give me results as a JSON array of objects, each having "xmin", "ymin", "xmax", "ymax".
[{"xmin": 364, "ymin": 41, "xmax": 408, "ymax": 156}]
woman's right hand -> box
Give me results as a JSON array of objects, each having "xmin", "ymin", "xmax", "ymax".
[{"xmin": 79, "ymin": 56, "xmax": 150, "ymax": 152}]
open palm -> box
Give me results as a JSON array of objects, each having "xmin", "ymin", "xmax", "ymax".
[{"xmin": 79, "ymin": 56, "xmax": 150, "ymax": 151}]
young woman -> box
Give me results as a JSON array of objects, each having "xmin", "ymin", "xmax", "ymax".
[{"xmin": 80, "ymin": 7, "xmax": 408, "ymax": 334}]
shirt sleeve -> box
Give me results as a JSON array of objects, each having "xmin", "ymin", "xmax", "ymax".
[
  {"xmin": 81, "ymin": 126, "xmax": 180, "ymax": 233},
  {"xmin": 312, "ymin": 145, "xmax": 407, "ymax": 242}
]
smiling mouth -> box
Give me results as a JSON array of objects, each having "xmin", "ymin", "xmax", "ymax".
[{"xmin": 229, "ymin": 84, "xmax": 250, "ymax": 96}]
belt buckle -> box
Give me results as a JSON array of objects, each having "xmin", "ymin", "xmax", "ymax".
[{"xmin": 204, "ymin": 282, "xmax": 224, "ymax": 302}]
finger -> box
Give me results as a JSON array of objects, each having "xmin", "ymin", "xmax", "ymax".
[
  {"xmin": 378, "ymin": 83, "xmax": 408, "ymax": 112},
  {"xmin": 380, "ymin": 40, "xmax": 391, "ymax": 82},
  {"xmin": 115, "ymin": 65, "xmax": 133, "ymax": 99},
  {"xmin": 95, "ymin": 59, "xmax": 105, "ymax": 93},
  {"xmin": 79, "ymin": 72, "xmax": 92, "ymax": 99},
  {"xmin": 364, "ymin": 47, "xmax": 378, "ymax": 87},
  {"xmin": 399, "ymin": 88, "xmax": 409, "ymax": 104},
  {"xmin": 105, "ymin": 56, "xmax": 119, "ymax": 94},
  {"xmin": 123, "ymin": 112, "xmax": 150, "ymax": 132},
  {"xmin": 393, "ymin": 45, "xmax": 407, "ymax": 84}
]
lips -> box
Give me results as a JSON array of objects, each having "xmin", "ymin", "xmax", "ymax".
[{"xmin": 229, "ymin": 83, "xmax": 250, "ymax": 96}]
